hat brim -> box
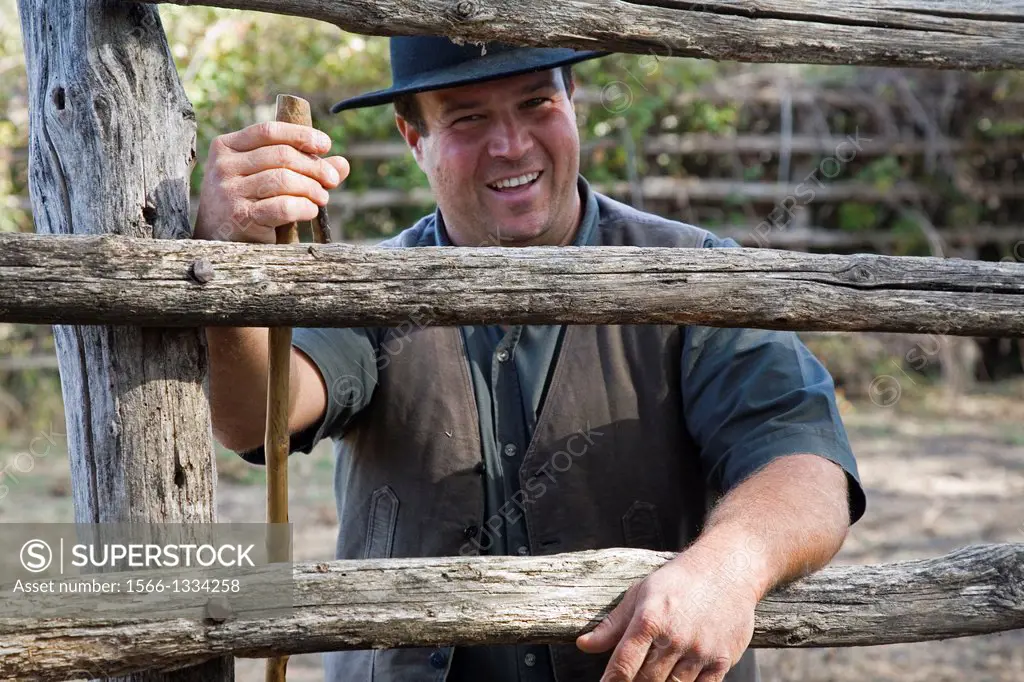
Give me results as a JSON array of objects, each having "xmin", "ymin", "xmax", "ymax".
[{"xmin": 330, "ymin": 47, "xmax": 608, "ymax": 113}]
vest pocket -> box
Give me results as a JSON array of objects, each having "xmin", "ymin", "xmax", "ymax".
[
  {"xmin": 364, "ymin": 485, "xmax": 399, "ymax": 559},
  {"xmin": 621, "ymin": 501, "xmax": 665, "ymax": 551}
]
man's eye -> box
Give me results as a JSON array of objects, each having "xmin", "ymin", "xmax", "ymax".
[
  {"xmin": 454, "ymin": 114, "xmax": 483, "ymax": 124},
  {"xmin": 525, "ymin": 97, "xmax": 550, "ymax": 108}
]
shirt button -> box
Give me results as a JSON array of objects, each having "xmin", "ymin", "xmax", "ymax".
[
  {"xmin": 429, "ymin": 650, "xmax": 448, "ymax": 669},
  {"xmin": 496, "ymin": 349, "xmax": 510, "ymax": 362},
  {"xmin": 503, "ymin": 443, "xmax": 517, "ymax": 457},
  {"xmin": 516, "ymin": 545, "xmax": 529, "ymax": 556},
  {"xmin": 524, "ymin": 653, "xmax": 537, "ymax": 667}
]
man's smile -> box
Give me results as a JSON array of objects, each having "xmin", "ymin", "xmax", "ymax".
[{"xmin": 486, "ymin": 170, "xmax": 543, "ymax": 193}]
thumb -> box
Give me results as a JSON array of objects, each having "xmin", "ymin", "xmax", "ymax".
[{"xmin": 576, "ymin": 589, "xmax": 637, "ymax": 654}]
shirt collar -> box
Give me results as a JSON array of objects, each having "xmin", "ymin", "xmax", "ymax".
[{"xmin": 432, "ymin": 174, "xmax": 600, "ymax": 247}]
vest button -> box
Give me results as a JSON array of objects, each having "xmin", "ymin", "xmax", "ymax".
[
  {"xmin": 516, "ymin": 545, "xmax": 529, "ymax": 556},
  {"xmin": 496, "ymin": 349, "xmax": 510, "ymax": 362},
  {"xmin": 473, "ymin": 461, "xmax": 486, "ymax": 474},
  {"xmin": 463, "ymin": 525, "xmax": 479, "ymax": 539},
  {"xmin": 524, "ymin": 652, "xmax": 537, "ymax": 667},
  {"xmin": 429, "ymin": 650, "xmax": 448, "ymax": 669}
]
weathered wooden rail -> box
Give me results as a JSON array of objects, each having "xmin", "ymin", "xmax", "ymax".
[
  {"xmin": 8, "ymin": 177, "xmax": 1024, "ymax": 216},
  {"xmin": 345, "ymin": 225, "xmax": 1024, "ymax": 252},
  {"xmin": 2, "ymin": 544, "xmax": 1022, "ymax": 681},
  {"xmin": 2, "ymin": 232, "xmax": 1024, "ymax": 335},
  {"xmin": 135, "ymin": 0, "xmax": 1024, "ymax": 70},
  {"xmin": 300, "ymin": 179, "xmax": 1021, "ymax": 212}
]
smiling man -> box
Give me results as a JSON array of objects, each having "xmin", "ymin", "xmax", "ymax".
[
  {"xmin": 194, "ymin": 36, "xmax": 865, "ymax": 682},
  {"xmin": 393, "ymin": 67, "xmax": 583, "ymax": 248}
]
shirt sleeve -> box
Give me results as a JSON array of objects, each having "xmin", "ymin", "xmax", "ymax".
[
  {"xmin": 682, "ymin": 234, "xmax": 866, "ymax": 525},
  {"xmin": 238, "ymin": 326, "xmax": 380, "ymax": 465}
]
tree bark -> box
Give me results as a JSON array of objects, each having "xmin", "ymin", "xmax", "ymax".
[
  {"xmin": 1, "ymin": 544, "xmax": 1022, "ymax": 681},
  {"xmin": 2, "ymin": 233, "xmax": 1024, "ymax": 336},
  {"xmin": 15, "ymin": 1, "xmax": 230, "ymax": 680},
  {"xmin": 135, "ymin": 0, "xmax": 1024, "ymax": 70}
]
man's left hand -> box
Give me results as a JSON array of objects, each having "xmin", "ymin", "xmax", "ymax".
[{"xmin": 575, "ymin": 540, "xmax": 761, "ymax": 682}]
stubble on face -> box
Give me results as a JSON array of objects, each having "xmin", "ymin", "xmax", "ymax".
[{"xmin": 411, "ymin": 69, "xmax": 582, "ymax": 248}]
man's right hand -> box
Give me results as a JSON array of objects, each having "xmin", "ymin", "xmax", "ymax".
[{"xmin": 194, "ymin": 122, "xmax": 350, "ymax": 242}]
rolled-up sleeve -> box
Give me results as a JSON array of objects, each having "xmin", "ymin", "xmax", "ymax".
[
  {"xmin": 238, "ymin": 326, "xmax": 380, "ymax": 465},
  {"xmin": 683, "ymin": 235, "xmax": 866, "ymax": 524}
]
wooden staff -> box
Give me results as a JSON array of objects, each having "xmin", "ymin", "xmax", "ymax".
[{"xmin": 264, "ymin": 93, "xmax": 312, "ymax": 682}]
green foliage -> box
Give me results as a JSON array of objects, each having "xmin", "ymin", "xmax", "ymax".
[
  {"xmin": 855, "ymin": 156, "xmax": 906, "ymax": 188},
  {"xmin": 889, "ymin": 214, "xmax": 929, "ymax": 256},
  {"xmin": 570, "ymin": 52, "xmax": 727, "ymax": 187},
  {"xmin": 0, "ymin": 0, "xmax": 29, "ymax": 233},
  {"xmin": 837, "ymin": 203, "xmax": 879, "ymax": 232},
  {"xmin": 0, "ymin": 322, "xmax": 63, "ymax": 434},
  {"xmin": 978, "ymin": 117, "xmax": 1024, "ymax": 137}
]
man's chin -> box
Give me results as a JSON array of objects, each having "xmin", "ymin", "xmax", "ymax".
[{"xmin": 487, "ymin": 220, "xmax": 549, "ymax": 246}]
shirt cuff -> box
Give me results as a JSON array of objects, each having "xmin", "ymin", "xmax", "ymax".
[
  {"xmin": 236, "ymin": 417, "xmax": 324, "ymax": 466},
  {"xmin": 706, "ymin": 425, "xmax": 866, "ymax": 525}
]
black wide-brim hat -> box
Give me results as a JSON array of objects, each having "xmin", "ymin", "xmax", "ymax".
[{"xmin": 331, "ymin": 36, "xmax": 608, "ymax": 113}]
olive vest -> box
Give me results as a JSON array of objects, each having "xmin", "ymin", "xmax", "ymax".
[{"xmin": 324, "ymin": 193, "xmax": 760, "ymax": 682}]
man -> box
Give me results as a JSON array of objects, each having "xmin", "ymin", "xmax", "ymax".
[{"xmin": 196, "ymin": 36, "xmax": 865, "ymax": 682}]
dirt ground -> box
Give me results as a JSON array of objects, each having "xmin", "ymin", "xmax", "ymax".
[{"xmin": 2, "ymin": 383, "xmax": 1022, "ymax": 682}]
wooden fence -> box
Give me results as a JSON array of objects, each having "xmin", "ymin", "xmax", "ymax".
[
  {"xmin": 8, "ymin": 0, "xmax": 1024, "ymax": 680},
  {"xmin": 2, "ymin": 545, "xmax": 1023, "ymax": 681},
  {"xmin": 141, "ymin": 0, "xmax": 1024, "ymax": 70},
  {"xmin": 2, "ymin": 233, "xmax": 1024, "ymax": 335}
]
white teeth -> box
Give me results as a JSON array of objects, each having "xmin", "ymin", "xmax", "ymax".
[{"xmin": 489, "ymin": 171, "xmax": 540, "ymax": 190}]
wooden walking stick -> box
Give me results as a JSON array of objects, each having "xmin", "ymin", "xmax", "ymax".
[{"xmin": 264, "ymin": 93, "xmax": 321, "ymax": 682}]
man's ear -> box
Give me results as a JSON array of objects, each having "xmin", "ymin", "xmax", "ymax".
[
  {"xmin": 560, "ymin": 67, "xmax": 576, "ymax": 110},
  {"xmin": 395, "ymin": 114, "xmax": 424, "ymax": 166}
]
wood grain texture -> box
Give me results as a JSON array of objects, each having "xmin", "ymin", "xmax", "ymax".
[
  {"xmin": 14, "ymin": 1, "xmax": 229, "ymax": 680},
  {"xmin": 1, "ymin": 544, "xmax": 1022, "ymax": 681},
  {"xmin": 135, "ymin": 0, "xmax": 1024, "ymax": 70},
  {"xmin": 1, "ymin": 233, "xmax": 1023, "ymax": 336}
]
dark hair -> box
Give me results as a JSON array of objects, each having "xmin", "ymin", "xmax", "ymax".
[{"xmin": 394, "ymin": 64, "xmax": 575, "ymax": 136}]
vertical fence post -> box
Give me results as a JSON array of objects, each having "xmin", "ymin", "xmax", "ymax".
[{"xmin": 16, "ymin": 1, "xmax": 232, "ymax": 680}]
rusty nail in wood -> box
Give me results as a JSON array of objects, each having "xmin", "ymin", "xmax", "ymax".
[
  {"xmin": 204, "ymin": 595, "xmax": 232, "ymax": 623},
  {"xmin": 190, "ymin": 258, "xmax": 215, "ymax": 284}
]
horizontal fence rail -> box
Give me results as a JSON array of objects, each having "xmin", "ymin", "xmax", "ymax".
[
  {"xmin": 9, "ymin": 179, "xmax": 1024, "ymax": 216},
  {"xmin": 1, "ymin": 544, "xmax": 1022, "ymax": 681},
  {"xmin": 2, "ymin": 233, "xmax": 1024, "ymax": 335},
  {"xmin": 133, "ymin": 0, "xmax": 1024, "ymax": 70},
  {"xmin": 340, "ymin": 225, "xmax": 1024, "ymax": 251},
  {"xmin": 294, "ymin": 180, "xmax": 1023, "ymax": 212},
  {"xmin": 10, "ymin": 135, "xmax": 1018, "ymax": 165}
]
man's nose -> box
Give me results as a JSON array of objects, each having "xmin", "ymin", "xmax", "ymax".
[{"xmin": 487, "ymin": 118, "xmax": 532, "ymax": 159}]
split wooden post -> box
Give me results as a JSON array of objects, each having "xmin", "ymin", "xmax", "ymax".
[{"xmin": 15, "ymin": 1, "xmax": 232, "ymax": 680}]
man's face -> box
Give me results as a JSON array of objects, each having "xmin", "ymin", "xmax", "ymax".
[{"xmin": 396, "ymin": 68, "xmax": 581, "ymax": 247}]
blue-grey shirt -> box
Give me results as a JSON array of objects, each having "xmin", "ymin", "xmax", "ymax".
[{"xmin": 240, "ymin": 176, "xmax": 865, "ymax": 682}]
